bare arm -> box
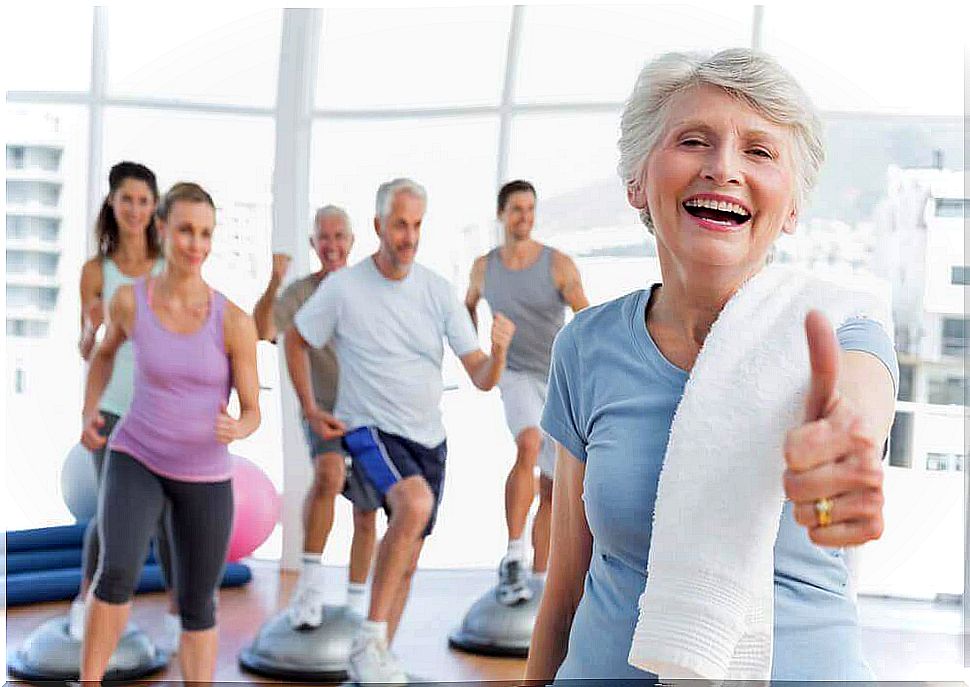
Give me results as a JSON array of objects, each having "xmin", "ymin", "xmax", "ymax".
[
  {"xmin": 553, "ymin": 250, "xmax": 590, "ymax": 313},
  {"xmin": 463, "ymin": 255, "xmax": 487, "ymax": 331},
  {"xmin": 525, "ymin": 446, "xmax": 593, "ymax": 680},
  {"xmin": 459, "ymin": 312, "xmax": 514, "ymax": 391},
  {"xmin": 283, "ymin": 323, "xmax": 345, "ymax": 439},
  {"xmin": 78, "ymin": 258, "xmax": 104, "ymax": 360},
  {"xmin": 81, "ymin": 286, "xmax": 133, "ymax": 448},
  {"xmin": 217, "ymin": 304, "xmax": 262, "ymax": 443},
  {"xmin": 252, "ymin": 253, "xmax": 291, "ymax": 342},
  {"xmin": 838, "ymin": 350, "xmax": 895, "ymax": 443}
]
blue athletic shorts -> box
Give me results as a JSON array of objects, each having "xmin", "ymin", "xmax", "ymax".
[{"xmin": 342, "ymin": 427, "xmax": 447, "ymax": 537}]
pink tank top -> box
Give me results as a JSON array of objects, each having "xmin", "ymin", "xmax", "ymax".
[{"xmin": 110, "ymin": 278, "xmax": 232, "ymax": 482}]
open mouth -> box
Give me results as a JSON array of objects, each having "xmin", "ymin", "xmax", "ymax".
[{"xmin": 683, "ymin": 197, "xmax": 752, "ymax": 227}]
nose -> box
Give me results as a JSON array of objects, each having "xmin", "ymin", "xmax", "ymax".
[{"xmin": 701, "ymin": 143, "xmax": 743, "ymax": 187}]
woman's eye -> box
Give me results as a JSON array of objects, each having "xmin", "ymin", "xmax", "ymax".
[
  {"xmin": 681, "ymin": 138, "xmax": 706, "ymax": 147},
  {"xmin": 749, "ymin": 148, "xmax": 773, "ymax": 159}
]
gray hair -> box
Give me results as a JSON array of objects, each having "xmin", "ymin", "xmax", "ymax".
[
  {"xmin": 618, "ymin": 48, "xmax": 824, "ymax": 231},
  {"xmin": 312, "ymin": 204, "xmax": 352, "ymax": 235},
  {"xmin": 375, "ymin": 178, "xmax": 427, "ymax": 223}
]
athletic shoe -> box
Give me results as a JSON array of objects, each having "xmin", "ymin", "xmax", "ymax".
[
  {"xmin": 67, "ymin": 598, "xmax": 86, "ymax": 641},
  {"xmin": 157, "ymin": 612, "xmax": 181, "ymax": 654},
  {"xmin": 497, "ymin": 555, "xmax": 533, "ymax": 606},
  {"xmin": 347, "ymin": 633, "xmax": 408, "ymax": 686},
  {"xmin": 287, "ymin": 576, "xmax": 325, "ymax": 630}
]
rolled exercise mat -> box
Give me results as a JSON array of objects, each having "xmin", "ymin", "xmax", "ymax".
[
  {"xmin": 7, "ymin": 548, "xmax": 159, "ymax": 575},
  {"xmin": 6, "ymin": 563, "xmax": 252, "ymax": 606},
  {"xmin": 6, "ymin": 523, "xmax": 90, "ymax": 553}
]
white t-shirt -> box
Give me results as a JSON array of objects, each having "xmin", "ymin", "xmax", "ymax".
[{"xmin": 294, "ymin": 257, "xmax": 479, "ymax": 447}]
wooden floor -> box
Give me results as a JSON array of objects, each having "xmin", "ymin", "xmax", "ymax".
[
  {"xmin": 5, "ymin": 560, "xmax": 527, "ymax": 684},
  {"xmin": 6, "ymin": 560, "xmax": 968, "ymax": 683}
]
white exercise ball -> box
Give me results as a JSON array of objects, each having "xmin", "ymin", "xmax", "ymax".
[{"xmin": 61, "ymin": 444, "xmax": 99, "ymax": 521}]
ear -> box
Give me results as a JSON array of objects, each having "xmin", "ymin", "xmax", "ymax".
[
  {"xmin": 626, "ymin": 179, "xmax": 648, "ymax": 211},
  {"xmin": 308, "ymin": 235, "xmax": 315, "ymax": 249},
  {"xmin": 781, "ymin": 204, "xmax": 798, "ymax": 235},
  {"xmin": 373, "ymin": 216, "xmax": 381, "ymax": 237}
]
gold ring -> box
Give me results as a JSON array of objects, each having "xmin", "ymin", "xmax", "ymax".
[{"xmin": 814, "ymin": 497, "xmax": 834, "ymax": 527}]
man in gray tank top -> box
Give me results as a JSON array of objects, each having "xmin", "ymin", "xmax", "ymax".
[{"xmin": 465, "ymin": 180, "xmax": 589, "ymax": 605}]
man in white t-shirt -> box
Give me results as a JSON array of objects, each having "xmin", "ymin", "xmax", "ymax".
[{"xmin": 285, "ymin": 178, "xmax": 514, "ymax": 685}]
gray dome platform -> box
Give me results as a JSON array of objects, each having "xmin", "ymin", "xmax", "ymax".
[
  {"xmin": 448, "ymin": 577, "xmax": 544, "ymax": 657},
  {"xmin": 239, "ymin": 605, "xmax": 362, "ymax": 681},
  {"xmin": 6, "ymin": 615, "xmax": 168, "ymax": 681}
]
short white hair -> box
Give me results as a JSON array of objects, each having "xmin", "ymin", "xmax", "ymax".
[
  {"xmin": 618, "ymin": 48, "xmax": 824, "ymax": 230},
  {"xmin": 312, "ymin": 204, "xmax": 352, "ymax": 235},
  {"xmin": 375, "ymin": 178, "xmax": 427, "ymax": 223}
]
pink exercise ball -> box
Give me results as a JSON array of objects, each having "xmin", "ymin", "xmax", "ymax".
[{"xmin": 227, "ymin": 455, "xmax": 281, "ymax": 562}]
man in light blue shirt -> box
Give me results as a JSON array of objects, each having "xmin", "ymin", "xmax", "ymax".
[{"xmin": 285, "ymin": 178, "xmax": 514, "ymax": 685}]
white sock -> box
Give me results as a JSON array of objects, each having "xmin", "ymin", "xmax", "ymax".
[
  {"xmin": 302, "ymin": 552, "xmax": 325, "ymax": 586},
  {"xmin": 506, "ymin": 538, "xmax": 526, "ymax": 562},
  {"xmin": 347, "ymin": 582, "xmax": 368, "ymax": 615},
  {"xmin": 360, "ymin": 619, "xmax": 387, "ymax": 643}
]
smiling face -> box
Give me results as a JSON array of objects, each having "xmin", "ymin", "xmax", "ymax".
[
  {"xmin": 499, "ymin": 190, "xmax": 536, "ymax": 241},
  {"xmin": 629, "ymin": 83, "xmax": 799, "ymax": 275},
  {"xmin": 311, "ymin": 214, "xmax": 353, "ymax": 273},
  {"xmin": 375, "ymin": 190, "xmax": 425, "ymax": 273},
  {"xmin": 158, "ymin": 200, "xmax": 216, "ymax": 274},
  {"xmin": 110, "ymin": 177, "xmax": 157, "ymax": 239}
]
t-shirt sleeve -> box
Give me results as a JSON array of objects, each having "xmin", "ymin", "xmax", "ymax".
[
  {"xmin": 273, "ymin": 281, "xmax": 303, "ymax": 333},
  {"xmin": 836, "ymin": 316, "xmax": 899, "ymax": 394},
  {"xmin": 442, "ymin": 285, "xmax": 480, "ymax": 357},
  {"xmin": 294, "ymin": 278, "xmax": 339, "ymax": 348},
  {"xmin": 541, "ymin": 326, "xmax": 588, "ymax": 462}
]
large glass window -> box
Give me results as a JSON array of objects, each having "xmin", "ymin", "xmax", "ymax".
[
  {"xmin": 106, "ymin": 8, "xmax": 282, "ymax": 107},
  {"xmin": 516, "ymin": 5, "xmax": 751, "ymax": 104},
  {"xmin": 763, "ymin": 7, "xmax": 964, "ymax": 115},
  {"xmin": 4, "ymin": 6, "xmax": 93, "ymax": 92},
  {"xmin": 5, "ymin": 104, "xmax": 88, "ymax": 530},
  {"xmin": 310, "ymin": 116, "xmax": 499, "ymax": 278},
  {"xmin": 315, "ymin": 8, "xmax": 511, "ymax": 110}
]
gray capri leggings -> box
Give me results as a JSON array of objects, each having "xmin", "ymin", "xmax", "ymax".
[
  {"xmin": 93, "ymin": 450, "xmax": 233, "ymax": 631},
  {"xmin": 82, "ymin": 412, "xmax": 176, "ymax": 586}
]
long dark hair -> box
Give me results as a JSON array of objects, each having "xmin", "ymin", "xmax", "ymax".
[{"xmin": 94, "ymin": 161, "xmax": 161, "ymax": 259}]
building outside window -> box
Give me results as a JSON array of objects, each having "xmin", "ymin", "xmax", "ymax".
[{"xmin": 941, "ymin": 317, "xmax": 968, "ymax": 357}]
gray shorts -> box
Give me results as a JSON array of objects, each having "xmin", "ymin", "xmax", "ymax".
[
  {"xmin": 497, "ymin": 368, "xmax": 556, "ymax": 478},
  {"xmin": 301, "ymin": 418, "xmax": 382, "ymax": 512}
]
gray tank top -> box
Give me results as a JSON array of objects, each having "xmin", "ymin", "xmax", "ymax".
[{"xmin": 482, "ymin": 245, "xmax": 565, "ymax": 378}]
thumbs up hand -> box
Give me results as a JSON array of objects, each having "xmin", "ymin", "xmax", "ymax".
[
  {"xmin": 783, "ymin": 310, "xmax": 885, "ymax": 547},
  {"xmin": 215, "ymin": 401, "xmax": 242, "ymax": 445}
]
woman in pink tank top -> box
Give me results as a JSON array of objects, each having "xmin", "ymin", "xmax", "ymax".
[{"xmin": 79, "ymin": 182, "xmax": 260, "ymax": 682}]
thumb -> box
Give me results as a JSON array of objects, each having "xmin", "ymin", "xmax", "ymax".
[
  {"xmin": 804, "ymin": 309, "xmax": 840, "ymax": 422},
  {"xmin": 219, "ymin": 401, "xmax": 228, "ymax": 416},
  {"xmin": 95, "ymin": 414, "xmax": 105, "ymax": 427}
]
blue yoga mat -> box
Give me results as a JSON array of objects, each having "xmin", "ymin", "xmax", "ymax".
[
  {"xmin": 6, "ymin": 522, "xmax": 90, "ymax": 553},
  {"xmin": 5, "ymin": 563, "xmax": 252, "ymax": 606},
  {"xmin": 6, "ymin": 547, "xmax": 159, "ymax": 575}
]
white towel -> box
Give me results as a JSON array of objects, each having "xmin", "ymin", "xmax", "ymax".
[{"xmin": 628, "ymin": 263, "xmax": 890, "ymax": 680}]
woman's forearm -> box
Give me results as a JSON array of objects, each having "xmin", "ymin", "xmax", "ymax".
[
  {"xmin": 82, "ymin": 348, "xmax": 115, "ymax": 416},
  {"xmin": 525, "ymin": 588, "xmax": 578, "ymax": 680},
  {"xmin": 236, "ymin": 406, "xmax": 262, "ymax": 440}
]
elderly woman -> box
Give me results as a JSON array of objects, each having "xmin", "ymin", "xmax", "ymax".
[{"xmin": 525, "ymin": 49, "xmax": 897, "ymax": 682}]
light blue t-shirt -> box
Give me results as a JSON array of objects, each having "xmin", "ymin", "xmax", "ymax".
[
  {"xmin": 294, "ymin": 257, "xmax": 479, "ymax": 448},
  {"xmin": 541, "ymin": 286, "xmax": 898, "ymax": 682}
]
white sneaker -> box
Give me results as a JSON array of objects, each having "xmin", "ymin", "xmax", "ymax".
[
  {"xmin": 347, "ymin": 633, "xmax": 408, "ymax": 686},
  {"xmin": 157, "ymin": 612, "xmax": 181, "ymax": 654},
  {"xmin": 497, "ymin": 555, "xmax": 533, "ymax": 606},
  {"xmin": 68, "ymin": 598, "xmax": 86, "ymax": 641},
  {"xmin": 287, "ymin": 576, "xmax": 325, "ymax": 630}
]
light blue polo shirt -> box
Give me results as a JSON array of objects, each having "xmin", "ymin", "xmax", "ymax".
[{"xmin": 541, "ymin": 286, "xmax": 898, "ymax": 682}]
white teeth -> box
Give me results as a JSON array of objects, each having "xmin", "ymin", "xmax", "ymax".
[{"xmin": 684, "ymin": 198, "xmax": 749, "ymax": 217}]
